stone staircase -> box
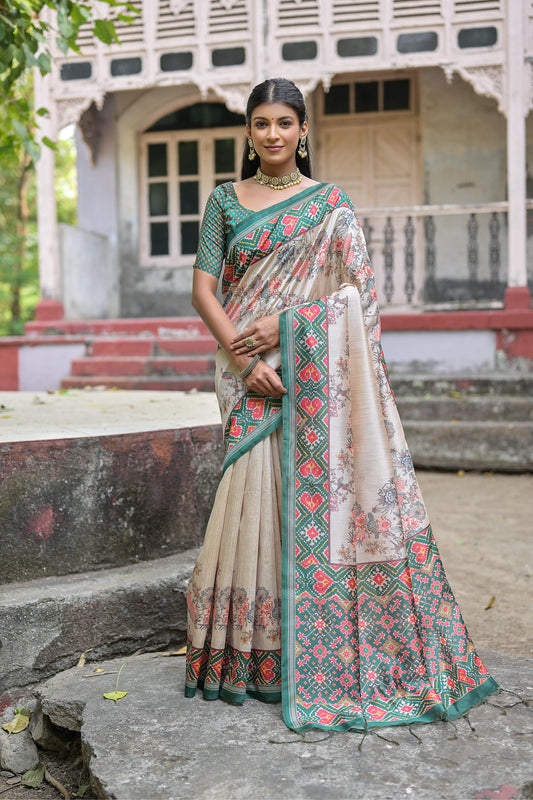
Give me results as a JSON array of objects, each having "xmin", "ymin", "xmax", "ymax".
[
  {"xmin": 393, "ymin": 374, "xmax": 533, "ymax": 471},
  {"xmin": 25, "ymin": 316, "xmax": 218, "ymax": 392}
]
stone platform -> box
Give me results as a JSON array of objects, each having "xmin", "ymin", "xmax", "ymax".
[{"xmin": 36, "ymin": 650, "xmax": 533, "ymax": 800}]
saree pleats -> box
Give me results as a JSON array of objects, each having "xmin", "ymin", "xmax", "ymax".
[{"xmin": 185, "ymin": 427, "xmax": 284, "ymax": 703}]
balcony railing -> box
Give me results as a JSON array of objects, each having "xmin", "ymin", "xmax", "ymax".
[{"xmin": 355, "ymin": 201, "xmax": 533, "ymax": 308}]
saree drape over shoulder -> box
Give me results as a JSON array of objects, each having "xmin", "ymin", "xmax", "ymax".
[{"xmin": 185, "ymin": 182, "xmax": 498, "ymax": 731}]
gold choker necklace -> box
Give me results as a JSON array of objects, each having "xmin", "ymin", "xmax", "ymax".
[{"xmin": 254, "ymin": 167, "xmax": 302, "ymax": 190}]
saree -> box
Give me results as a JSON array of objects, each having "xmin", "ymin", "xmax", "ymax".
[{"xmin": 185, "ymin": 182, "xmax": 498, "ymax": 731}]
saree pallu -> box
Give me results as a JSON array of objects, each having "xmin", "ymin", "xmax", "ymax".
[{"xmin": 185, "ymin": 183, "xmax": 498, "ymax": 730}]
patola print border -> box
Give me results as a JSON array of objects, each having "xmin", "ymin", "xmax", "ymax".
[{"xmin": 279, "ymin": 303, "xmax": 498, "ymax": 732}]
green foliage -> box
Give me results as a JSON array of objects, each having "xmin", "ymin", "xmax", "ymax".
[
  {"xmin": 0, "ymin": 1, "xmax": 138, "ymax": 157},
  {"xmin": 0, "ymin": 1, "xmax": 136, "ymax": 335},
  {"xmin": 0, "ymin": 78, "xmax": 77, "ymax": 335}
]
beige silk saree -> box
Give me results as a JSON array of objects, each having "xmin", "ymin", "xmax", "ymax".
[{"xmin": 185, "ymin": 183, "xmax": 498, "ymax": 731}]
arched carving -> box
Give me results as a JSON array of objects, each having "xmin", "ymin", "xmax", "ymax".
[
  {"xmin": 452, "ymin": 65, "xmax": 504, "ymax": 114},
  {"xmin": 204, "ymin": 81, "xmax": 251, "ymax": 114},
  {"xmin": 78, "ymin": 102, "xmax": 105, "ymax": 166},
  {"xmin": 169, "ymin": 0, "xmax": 193, "ymax": 14},
  {"xmin": 56, "ymin": 91, "xmax": 106, "ymax": 133}
]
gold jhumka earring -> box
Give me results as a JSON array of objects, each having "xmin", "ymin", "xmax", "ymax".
[
  {"xmin": 297, "ymin": 136, "xmax": 308, "ymax": 158},
  {"xmin": 248, "ymin": 138, "xmax": 256, "ymax": 161}
]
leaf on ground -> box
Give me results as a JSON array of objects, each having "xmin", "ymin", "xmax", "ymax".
[
  {"xmin": 21, "ymin": 763, "xmax": 45, "ymax": 787},
  {"xmin": 76, "ymin": 648, "xmax": 94, "ymax": 668},
  {"xmin": 456, "ymin": 469, "xmax": 465, "ymax": 477},
  {"xmin": 485, "ymin": 595, "xmax": 496, "ymax": 610},
  {"xmin": 103, "ymin": 691, "xmax": 127, "ymax": 702},
  {"xmin": 2, "ymin": 710, "xmax": 31, "ymax": 735},
  {"xmin": 77, "ymin": 784, "xmax": 91, "ymax": 798},
  {"xmin": 155, "ymin": 645, "xmax": 187, "ymax": 657}
]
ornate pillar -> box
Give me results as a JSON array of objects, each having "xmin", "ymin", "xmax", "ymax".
[
  {"xmin": 505, "ymin": 0, "xmax": 530, "ymax": 308},
  {"xmin": 34, "ymin": 69, "xmax": 63, "ymax": 320}
]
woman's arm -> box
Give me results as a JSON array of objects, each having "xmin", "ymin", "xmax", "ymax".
[{"xmin": 192, "ymin": 270, "xmax": 286, "ymax": 398}]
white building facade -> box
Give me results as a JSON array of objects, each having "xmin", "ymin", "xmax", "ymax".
[{"xmin": 34, "ymin": 0, "xmax": 533, "ymax": 320}]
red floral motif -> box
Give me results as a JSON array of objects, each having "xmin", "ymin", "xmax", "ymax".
[
  {"xmin": 299, "ymin": 457, "xmax": 322, "ymax": 479},
  {"xmin": 301, "ymin": 492, "xmax": 325, "ymax": 513},
  {"xmin": 257, "ymin": 229, "xmax": 272, "ymax": 251},
  {"xmin": 312, "ymin": 569, "xmax": 333, "ymax": 594},
  {"xmin": 300, "ymin": 396, "xmax": 323, "ymax": 417},
  {"xmin": 299, "ymin": 363, "xmax": 321, "ymax": 382},
  {"xmin": 245, "ymin": 397, "xmax": 266, "ymax": 420}
]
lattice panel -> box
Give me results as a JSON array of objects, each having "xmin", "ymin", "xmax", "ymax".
[
  {"xmin": 157, "ymin": 0, "xmax": 196, "ymax": 40},
  {"xmin": 277, "ymin": 0, "xmax": 321, "ymax": 29},
  {"xmin": 393, "ymin": 0, "xmax": 442, "ymax": 18},
  {"xmin": 332, "ymin": 1, "xmax": 380, "ymax": 24},
  {"xmin": 453, "ymin": 0, "xmax": 501, "ymax": 12},
  {"xmin": 111, "ymin": 0, "xmax": 145, "ymax": 44},
  {"xmin": 208, "ymin": 0, "xmax": 250, "ymax": 35}
]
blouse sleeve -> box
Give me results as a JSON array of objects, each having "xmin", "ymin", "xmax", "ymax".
[{"xmin": 193, "ymin": 187, "xmax": 226, "ymax": 278}]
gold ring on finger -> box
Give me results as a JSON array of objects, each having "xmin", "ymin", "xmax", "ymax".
[{"xmin": 245, "ymin": 336, "xmax": 257, "ymax": 348}]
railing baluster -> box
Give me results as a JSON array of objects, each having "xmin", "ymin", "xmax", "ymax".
[
  {"xmin": 489, "ymin": 211, "xmax": 501, "ymax": 295},
  {"xmin": 362, "ymin": 217, "xmax": 373, "ymax": 261},
  {"xmin": 467, "ymin": 213, "xmax": 479, "ymax": 289},
  {"xmin": 404, "ymin": 215, "xmax": 415, "ymax": 303},
  {"xmin": 424, "ymin": 215, "xmax": 436, "ymax": 302},
  {"xmin": 383, "ymin": 216, "xmax": 394, "ymax": 303}
]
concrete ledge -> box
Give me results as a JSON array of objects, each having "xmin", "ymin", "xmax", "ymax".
[
  {"xmin": 35, "ymin": 650, "xmax": 533, "ymax": 800},
  {"xmin": 403, "ymin": 420, "xmax": 533, "ymax": 471},
  {"xmin": 0, "ymin": 424, "xmax": 222, "ymax": 584},
  {"xmin": 0, "ymin": 549, "xmax": 199, "ymax": 693}
]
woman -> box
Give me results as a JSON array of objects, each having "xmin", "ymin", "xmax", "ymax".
[{"xmin": 185, "ymin": 78, "xmax": 498, "ymax": 732}]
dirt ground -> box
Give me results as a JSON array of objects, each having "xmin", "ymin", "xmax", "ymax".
[
  {"xmin": 1, "ymin": 469, "xmax": 531, "ymax": 800},
  {"xmin": 418, "ymin": 470, "xmax": 533, "ymax": 659}
]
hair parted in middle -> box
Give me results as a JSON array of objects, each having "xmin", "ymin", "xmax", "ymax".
[{"xmin": 240, "ymin": 77, "xmax": 312, "ymax": 180}]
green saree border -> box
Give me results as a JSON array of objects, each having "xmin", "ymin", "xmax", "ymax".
[
  {"xmin": 227, "ymin": 182, "xmax": 329, "ymax": 254},
  {"xmin": 222, "ymin": 408, "xmax": 282, "ymax": 475},
  {"xmin": 279, "ymin": 309, "xmax": 299, "ymax": 730},
  {"xmin": 278, "ymin": 306, "xmax": 499, "ymax": 733}
]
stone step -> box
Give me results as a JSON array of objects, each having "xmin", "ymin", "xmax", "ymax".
[
  {"xmin": 0, "ymin": 549, "xmax": 198, "ymax": 693},
  {"xmin": 33, "ymin": 650, "xmax": 533, "ymax": 800},
  {"xmin": 0, "ymin": 422, "xmax": 222, "ymax": 585},
  {"xmin": 396, "ymin": 394, "xmax": 533, "ymax": 422},
  {"xmin": 91, "ymin": 336, "xmax": 217, "ymax": 357},
  {"xmin": 70, "ymin": 355, "xmax": 216, "ymax": 377},
  {"xmin": 402, "ymin": 419, "xmax": 533, "ymax": 471},
  {"xmin": 389, "ymin": 373, "xmax": 533, "ymax": 396},
  {"xmin": 61, "ymin": 374, "xmax": 216, "ymax": 391},
  {"xmin": 26, "ymin": 316, "xmax": 210, "ymax": 337}
]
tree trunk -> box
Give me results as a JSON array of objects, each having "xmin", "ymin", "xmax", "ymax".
[{"xmin": 11, "ymin": 148, "xmax": 32, "ymax": 324}]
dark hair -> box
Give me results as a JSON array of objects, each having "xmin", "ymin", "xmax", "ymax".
[{"xmin": 240, "ymin": 78, "xmax": 312, "ymax": 180}]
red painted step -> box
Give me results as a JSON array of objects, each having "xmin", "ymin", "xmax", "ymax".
[
  {"xmin": 26, "ymin": 316, "xmax": 210, "ymax": 337},
  {"xmin": 61, "ymin": 375, "xmax": 216, "ymax": 391},
  {"xmin": 90, "ymin": 336, "xmax": 217, "ymax": 357},
  {"xmin": 70, "ymin": 355, "xmax": 216, "ymax": 377}
]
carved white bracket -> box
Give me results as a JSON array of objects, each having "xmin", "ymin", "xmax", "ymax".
[
  {"xmin": 452, "ymin": 64, "xmax": 505, "ymax": 114},
  {"xmin": 169, "ymin": 0, "xmax": 193, "ymax": 14},
  {"xmin": 205, "ymin": 81, "xmax": 251, "ymax": 114},
  {"xmin": 56, "ymin": 91, "xmax": 106, "ymax": 133}
]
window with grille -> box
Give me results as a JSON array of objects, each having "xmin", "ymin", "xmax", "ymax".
[
  {"xmin": 140, "ymin": 104, "xmax": 244, "ymax": 266},
  {"xmin": 324, "ymin": 78, "xmax": 413, "ymax": 115}
]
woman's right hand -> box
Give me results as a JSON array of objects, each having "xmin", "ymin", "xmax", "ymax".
[{"xmin": 244, "ymin": 359, "xmax": 286, "ymax": 398}]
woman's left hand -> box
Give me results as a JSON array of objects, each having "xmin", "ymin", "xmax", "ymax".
[{"xmin": 231, "ymin": 315, "xmax": 280, "ymax": 357}]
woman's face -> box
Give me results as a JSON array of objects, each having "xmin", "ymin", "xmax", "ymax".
[{"xmin": 246, "ymin": 102, "xmax": 307, "ymax": 172}]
